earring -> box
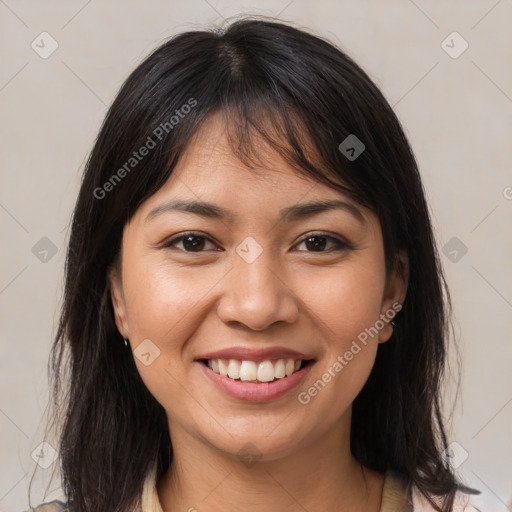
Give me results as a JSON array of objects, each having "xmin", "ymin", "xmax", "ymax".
[
  {"xmin": 391, "ymin": 321, "xmax": 396, "ymax": 327},
  {"xmin": 124, "ymin": 338, "xmax": 129, "ymax": 347}
]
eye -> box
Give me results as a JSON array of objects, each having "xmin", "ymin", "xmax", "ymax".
[
  {"xmin": 294, "ymin": 232, "xmax": 350, "ymax": 253},
  {"xmin": 162, "ymin": 231, "xmax": 351, "ymax": 254},
  {"xmin": 163, "ymin": 232, "xmax": 218, "ymax": 252}
]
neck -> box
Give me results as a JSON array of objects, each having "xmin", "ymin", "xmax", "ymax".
[{"xmin": 157, "ymin": 420, "xmax": 384, "ymax": 512}]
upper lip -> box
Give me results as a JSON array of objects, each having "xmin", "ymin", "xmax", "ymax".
[{"xmin": 195, "ymin": 346, "xmax": 316, "ymax": 362}]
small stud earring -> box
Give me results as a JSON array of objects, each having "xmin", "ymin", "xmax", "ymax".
[{"xmin": 124, "ymin": 338, "xmax": 129, "ymax": 347}]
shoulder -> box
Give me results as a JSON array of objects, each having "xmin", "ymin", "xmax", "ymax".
[
  {"xmin": 22, "ymin": 499, "xmax": 70, "ymax": 512},
  {"xmin": 381, "ymin": 469, "xmax": 482, "ymax": 512},
  {"xmin": 411, "ymin": 483, "xmax": 483, "ymax": 511}
]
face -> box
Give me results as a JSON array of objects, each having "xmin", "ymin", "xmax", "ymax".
[{"xmin": 109, "ymin": 112, "xmax": 408, "ymax": 463}]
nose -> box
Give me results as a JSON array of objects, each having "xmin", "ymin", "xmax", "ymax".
[{"xmin": 216, "ymin": 247, "xmax": 299, "ymax": 331}]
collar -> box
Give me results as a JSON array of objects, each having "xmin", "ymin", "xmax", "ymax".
[{"xmin": 141, "ymin": 465, "xmax": 411, "ymax": 512}]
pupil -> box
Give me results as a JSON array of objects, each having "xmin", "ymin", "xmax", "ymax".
[
  {"xmin": 306, "ymin": 236, "xmax": 326, "ymax": 251},
  {"xmin": 183, "ymin": 236, "xmax": 204, "ymax": 251}
]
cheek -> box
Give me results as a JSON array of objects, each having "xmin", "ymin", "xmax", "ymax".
[
  {"xmin": 121, "ymin": 257, "xmax": 228, "ymax": 408},
  {"xmin": 306, "ymin": 260, "xmax": 385, "ymax": 347},
  {"xmin": 121, "ymin": 262, "xmax": 205, "ymax": 415},
  {"xmin": 295, "ymin": 261, "xmax": 385, "ymax": 414},
  {"xmin": 123, "ymin": 257, "xmax": 220, "ymax": 341}
]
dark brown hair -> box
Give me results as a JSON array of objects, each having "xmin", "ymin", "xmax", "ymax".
[{"xmin": 33, "ymin": 16, "xmax": 476, "ymax": 512}]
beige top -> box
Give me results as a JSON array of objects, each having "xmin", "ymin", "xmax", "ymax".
[
  {"xmin": 140, "ymin": 463, "xmax": 481, "ymax": 512},
  {"xmin": 26, "ymin": 465, "xmax": 480, "ymax": 511}
]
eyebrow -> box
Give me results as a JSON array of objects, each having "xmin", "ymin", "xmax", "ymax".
[{"xmin": 145, "ymin": 199, "xmax": 366, "ymax": 225}]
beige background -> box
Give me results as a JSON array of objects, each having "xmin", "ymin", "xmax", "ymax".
[{"xmin": 1, "ymin": 1, "xmax": 511, "ymax": 510}]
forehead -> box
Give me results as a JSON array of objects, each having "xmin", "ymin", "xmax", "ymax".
[
  {"xmin": 152, "ymin": 112, "xmax": 343, "ymax": 201},
  {"xmin": 134, "ymin": 111, "xmax": 374, "ymax": 230},
  {"xmin": 171, "ymin": 112, "xmax": 310, "ymax": 187}
]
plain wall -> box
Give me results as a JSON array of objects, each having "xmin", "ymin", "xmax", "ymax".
[{"xmin": 1, "ymin": 1, "xmax": 511, "ymax": 510}]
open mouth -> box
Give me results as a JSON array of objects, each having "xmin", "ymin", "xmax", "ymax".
[{"xmin": 199, "ymin": 358, "xmax": 315, "ymax": 384}]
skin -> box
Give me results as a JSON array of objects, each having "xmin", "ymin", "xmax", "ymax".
[{"xmin": 109, "ymin": 112, "xmax": 409, "ymax": 512}]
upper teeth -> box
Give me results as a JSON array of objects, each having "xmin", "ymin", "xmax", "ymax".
[{"xmin": 207, "ymin": 358, "xmax": 302, "ymax": 382}]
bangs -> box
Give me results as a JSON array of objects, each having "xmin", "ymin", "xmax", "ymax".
[
  {"xmin": 163, "ymin": 94, "xmax": 369, "ymax": 215},
  {"xmin": 221, "ymin": 100, "xmax": 354, "ymax": 195}
]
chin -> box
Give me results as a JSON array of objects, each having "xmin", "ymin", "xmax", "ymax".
[{"xmin": 207, "ymin": 427, "xmax": 305, "ymax": 464}]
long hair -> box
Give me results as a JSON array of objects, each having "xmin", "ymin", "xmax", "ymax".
[{"xmin": 37, "ymin": 17, "xmax": 467, "ymax": 511}]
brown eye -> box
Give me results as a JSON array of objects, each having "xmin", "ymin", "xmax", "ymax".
[
  {"xmin": 164, "ymin": 232, "xmax": 218, "ymax": 252},
  {"xmin": 295, "ymin": 233, "xmax": 350, "ymax": 253}
]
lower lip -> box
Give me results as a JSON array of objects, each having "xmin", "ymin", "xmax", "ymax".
[{"xmin": 197, "ymin": 361, "xmax": 315, "ymax": 402}]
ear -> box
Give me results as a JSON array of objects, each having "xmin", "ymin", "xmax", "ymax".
[
  {"xmin": 378, "ymin": 250, "xmax": 409, "ymax": 344},
  {"xmin": 107, "ymin": 265, "xmax": 130, "ymax": 339}
]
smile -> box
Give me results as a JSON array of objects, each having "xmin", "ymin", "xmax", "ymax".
[
  {"xmin": 197, "ymin": 358, "xmax": 316, "ymax": 402},
  {"xmin": 203, "ymin": 358, "xmax": 306, "ymax": 383}
]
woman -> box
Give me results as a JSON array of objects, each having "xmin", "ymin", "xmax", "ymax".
[{"xmin": 27, "ymin": 17, "xmax": 481, "ymax": 512}]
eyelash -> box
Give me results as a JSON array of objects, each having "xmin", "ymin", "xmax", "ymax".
[{"xmin": 162, "ymin": 231, "xmax": 351, "ymax": 253}]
